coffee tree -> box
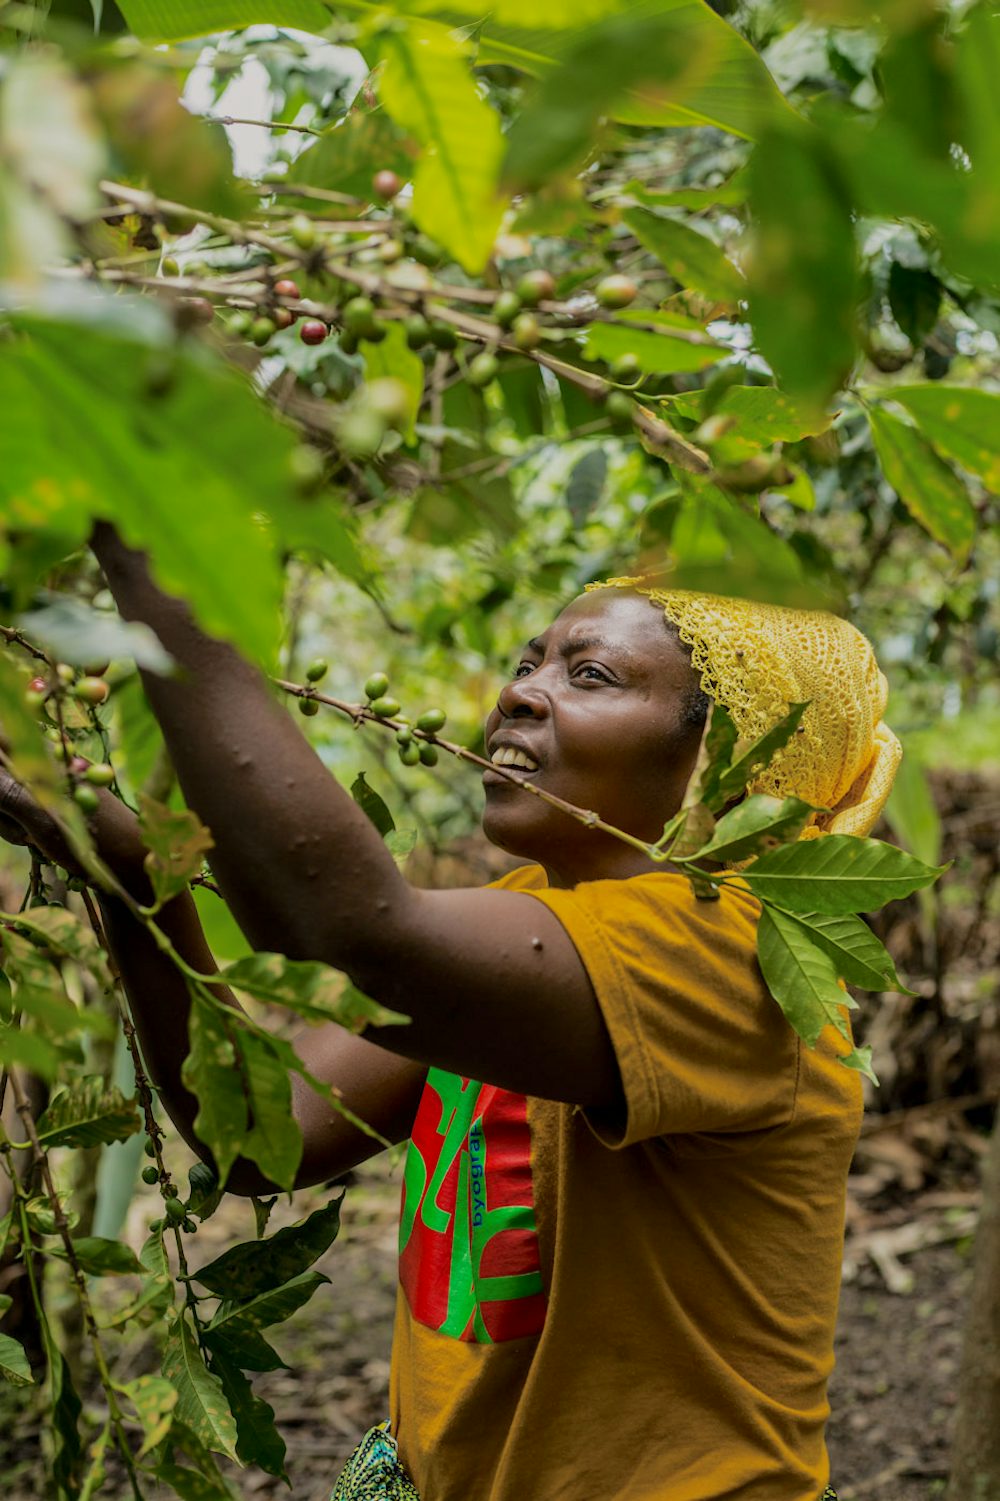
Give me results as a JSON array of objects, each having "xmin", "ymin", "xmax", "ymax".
[{"xmin": 0, "ymin": 0, "xmax": 996, "ymax": 1495}]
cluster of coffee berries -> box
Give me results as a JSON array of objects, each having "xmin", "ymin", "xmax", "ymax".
[
  {"xmin": 143, "ymin": 1137, "xmax": 198, "ymax": 1234},
  {"xmin": 359, "ymin": 673, "xmax": 447, "ymax": 768}
]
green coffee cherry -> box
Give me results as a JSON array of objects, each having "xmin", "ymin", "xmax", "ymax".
[
  {"xmin": 73, "ymin": 784, "xmax": 100, "ymax": 815},
  {"xmin": 512, "ymin": 313, "xmax": 541, "ymax": 352},
  {"xmin": 493, "ymin": 290, "xmax": 522, "ymax": 329},
  {"xmin": 415, "ymin": 708, "xmax": 447, "ymax": 734},
  {"xmin": 142, "ymin": 1165, "xmax": 160, "ymax": 1185},
  {"xmin": 74, "ymin": 676, "xmax": 110, "ymax": 705},
  {"xmin": 596, "ymin": 273, "xmax": 638, "ymax": 310},
  {"xmin": 428, "ymin": 320, "xmax": 458, "ymax": 351},
  {"xmin": 369, "ymin": 696, "xmax": 401, "ymax": 718},
  {"xmin": 290, "ymin": 214, "xmax": 317, "ymax": 251},
  {"xmin": 516, "ymin": 269, "xmax": 555, "ymax": 306},
  {"xmin": 148, "ymin": 1218, "xmax": 164, "ymax": 1232},
  {"xmin": 227, "ymin": 310, "xmax": 252, "ymax": 337},
  {"xmin": 182, "ymin": 1217, "xmax": 198, "ymax": 1234},
  {"xmin": 396, "ymin": 727, "xmax": 413, "ymax": 748},
  {"xmin": 84, "ymin": 763, "xmax": 115, "ymax": 788},
  {"xmin": 250, "ymin": 316, "xmax": 276, "ymax": 347},
  {"xmin": 306, "ymin": 659, "xmax": 329, "ymax": 683},
  {"xmin": 606, "ymin": 391, "xmax": 635, "ymax": 430},
  {"xmin": 343, "ymin": 297, "xmax": 378, "ymax": 337},
  {"xmin": 398, "ymin": 742, "xmax": 421, "ymax": 767},
  {"xmin": 299, "ymin": 696, "xmax": 320, "ymax": 716},
  {"xmin": 340, "ymin": 328, "xmax": 360, "ymax": 357},
  {"xmin": 611, "ymin": 352, "xmax": 642, "ymax": 382},
  {"xmin": 467, "ymin": 352, "xmax": 499, "ymax": 388},
  {"xmin": 164, "ymin": 1196, "xmax": 186, "ymax": 1223},
  {"xmin": 161, "ymin": 256, "xmax": 180, "ymax": 277},
  {"xmin": 144, "ymin": 1138, "xmax": 157, "ymax": 1158},
  {"xmin": 410, "ymin": 234, "xmax": 443, "ymax": 268},
  {"xmin": 364, "ymin": 672, "xmax": 390, "ymax": 701},
  {"xmin": 418, "ymin": 743, "xmax": 439, "ymax": 767},
  {"xmin": 404, "ymin": 314, "xmax": 431, "ymax": 350}
]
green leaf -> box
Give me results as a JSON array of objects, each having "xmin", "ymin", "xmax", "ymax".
[
  {"xmin": 690, "ymin": 794, "xmax": 816, "ymax": 864},
  {"xmin": 286, "ymin": 111, "xmax": 414, "ymax": 204},
  {"xmin": 235, "ymin": 1031, "xmax": 301, "ymax": 1193},
  {"xmin": 205, "ymin": 1269, "xmax": 329, "ymax": 1344},
  {"xmin": 117, "ymin": 0, "xmax": 331, "ymax": 38},
  {"xmin": 36, "ymin": 1077, "xmax": 140, "ymax": 1150},
  {"xmin": 181, "ymin": 994, "xmax": 248, "ymax": 1188},
  {"xmin": 756, "ymin": 905, "xmax": 857, "ymax": 1049},
  {"xmin": 0, "ymin": 1332, "xmax": 33, "ymax": 1388},
  {"xmin": 208, "ymin": 1351, "xmax": 288, "ymax": 1480},
  {"xmin": 154, "ymin": 1462, "xmax": 235, "ymax": 1501},
  {"xmin": 379, "ymin": 21, "xmax": 506, "ymax": 273},
  {"xmin": 5, "ymin": 905, "xmax": 113, "ymax": 991},
  {"xmin": 748, "ymin": 122, "xmax": 857, "ymax": 416},
  {"xmin": 54, "ymin": 1237, "xmax": 144, "ymax": 1277},
  {"xmin": 664, "ymin": 480, "xmax": 823, "ymax": 607},
  {"xmin": 350, "ymin": 771, "xmax": 395, "ymax": 836},
  {"xmin": 161, "ymin": 1313, "xmax": 239, "ymax": 1462},
  {"xmin": 741, "ymin": 835, "xmax": 945, "ymax": 914},
  {"xmin": 565, "ymin": 449, "xmax": 607, "ymax": 528},
  {"xmin": 0, "ymin": 53, "xmax": 105, "ymax": 288},
  {"xmin": 40, "ymin": 1315, "xmax": 83, "ymax": 1498},
  {"xmin": 869, "ymin": 405, "xmax": 977, "ymax": 560},
  {"xmin": 200, "ymin": 1324, "xmax": 287, "ymax": 1374},
  {"xmin": 622, "ymin": 207, "xmax": 744, "ymax": 304},
  {"xmin": 666, "ymin": 384, "xmax": 833, "ymax": 462},
  {"xmin": 887, "ymin": 385, "xmax": 1000, "ymax": 494},
  {"xmin": 18, "ymin": 595, "xmax": 175, "ymax": 674},
  {"xmin": 472, "ymin": 0, "xmax": 787, "ymax": 138},
  {"xmin": 502, "ymin": 10, "xmax": 717, "ymax": 188},
  {"xmin": 887, "ymin": 264, "xmax": 942, "ymax": 346},
  {"xmin": 219, "ymin": 953, "xmax": 409, "ymax": 1032},
  {"xmin": 764, "ymin": 908, "xmax": 909, "ymax": 994},
  {"xmin": 193, "ymin": 1197, "xmax": 342, "ymax": 1301},
  {"xmin": 583, "ymin": 312, "xmax": 724, "ymax": 373},
  {"xmin": 716, "ymin": 702, "xmax": 810, "ymax": 804},
  {"xmin": 695, "ymin": 702, "xmax": 739, "ymax": 811},
  {"xmin": 138, "ymin": 794, "xmax": 214, "ymax": 911},
  {"xmin": 884, "ymin": 747, "xmax": 942, "ymax": 869},
  {"xmin": 118, "ymin": 1375, "xmax": 177, "ymax": 1458},
  {"xmin": 363, "ymin": 323, "xmax": 425, "ymax": 444}
]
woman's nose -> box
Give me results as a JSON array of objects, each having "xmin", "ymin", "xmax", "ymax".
[{"xmin": 495, "ymin": 674, "xmax": 549, "ymax": 720}]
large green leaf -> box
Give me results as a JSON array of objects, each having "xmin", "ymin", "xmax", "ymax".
[
  {"xmin": 888, "ymin": 385, "xmax": 1000, "ymax": 493},
  {"xmin": 748, "ymin": 122, "xmax": 857, "ymax": 416},
  {"xmin": 756, "ymin": 905, "xmax": 875, "ymax": 1081},
  {"xmin": 36, "ymin": 1077, "xmax": 140, "ymax": 1150},
  {"xmin": 663, "ymin": 480, "xmax": 823, "ymax": 607},
  {"xmin": 161, "ymin": 1314, "xmax": 239, "ymax": 1462},
  {"xmin": 208, "ymin": 1351, "xmax": 288, "ymax": 1480},
  {"xmin": 219, "ymin": 953, "xmax": 408, "ymax": 1031},
  {"xmin": 379, "ymin": 21, "xmax": 506, "ymax": 273},
  {"xmin": 583, "ymin": 314, "xmax": 724, "ymax": 374},
  {"xmin": 869, "ymin": 405, "xmax": 977, "ymax": 560},
  {"xmin": 691, "ymin": 794, "xmax": 815, "ymax": 864},
  {"xmin": 204, "ymin": 1270, "xmax": 329, "ymax": 1343},
  {"xmin": 6, "ymin": 905, "xmax": 112, "ymax": 991},
  {"xmin": 622, "ymin": 207, "xmax": 744, "ymax": 304},
  {"xmin": 235, "ymin": 1030, "xmax": 301, "ymax": 1192},
  {"xmin": 181, "ymin": 994, "xmax": 249, "ymax": 1187},
  {"xmin": 740, "ymin": 834, "xmax": 945, "ymax": 914},
  {"xmin": 53, "ymin": 1237, "xmax": 144, "ymax": 1277},
  {"xmin": 363, "ymin": 323, "xmax": 425, "ymax": 444},
  {"xmin": 663, "ymin": 384, "xmax": 833, "ymax": 463},
  {"xmin": 764, "ymin": 908, "xmax": 908, "ymax": 994},
  {"xmin": 285, "ymin": 111, "xmax": 414, "ymax": 204},
  {"xmin": 193, "ymin": 1197, "xmax": 342, "ymax": 1300},
  {"xmin": 715, "ymin": 703, "xmax": 810, "ymax": 806},
  {"xmin": 117, "ymin": 0, "xmax": 331, "ymax": 37}
]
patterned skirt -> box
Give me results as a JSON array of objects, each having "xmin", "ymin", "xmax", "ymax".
[{"xmin": 331, "ymin": 1425, "xmax": 840, "ymax": 1501}]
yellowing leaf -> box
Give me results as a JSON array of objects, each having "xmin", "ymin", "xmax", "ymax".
[
  {"xmin": 138, "ymin": 795, "xmax": 214, "ymax": 911},
  {"xmin": 379, "ymin": 22, "xmax": 506, "ymax": 273},
  {"xmin": 888, "ymin": 385, "xmax": 1000, "ymax": 493}
]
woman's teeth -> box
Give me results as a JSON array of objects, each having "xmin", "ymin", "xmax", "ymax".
[{"xmin": 490, "ymin": 747, "xmax": 539, "ymax": 771}]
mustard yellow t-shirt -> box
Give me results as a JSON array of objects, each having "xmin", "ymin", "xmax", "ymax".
[{"xmin": 389, "ymin": 866, "xmax": 862, "ymax": 1501}]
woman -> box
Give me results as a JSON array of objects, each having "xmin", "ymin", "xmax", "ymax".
[{"xmin": 0, "ymin": 530, "xmax": 899, "ymax": 1500}]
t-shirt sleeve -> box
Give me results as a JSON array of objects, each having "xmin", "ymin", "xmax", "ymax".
[{"xmin": 522, "ymin": 873, "xmax": 799, "ymax": 1147}]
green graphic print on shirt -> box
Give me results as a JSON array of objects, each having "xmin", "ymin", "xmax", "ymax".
[{"xmin": 398, "ymin": 1068, "xmax": 547, "ymax": 1344}]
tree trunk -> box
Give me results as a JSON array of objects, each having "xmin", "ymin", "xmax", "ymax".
[{"xmin": 948, "ymin": 1105, "xmax": 1000, "ymax": 1501}]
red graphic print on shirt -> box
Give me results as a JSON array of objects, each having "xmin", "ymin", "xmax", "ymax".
[{"xmin": 398, "ymin": 1069, "xmax": 546, "ymax": 1344}]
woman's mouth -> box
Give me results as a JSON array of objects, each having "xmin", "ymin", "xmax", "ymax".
[{"xmin": 483, "ymin": 745, "xmax": 540, "ymax": 784}]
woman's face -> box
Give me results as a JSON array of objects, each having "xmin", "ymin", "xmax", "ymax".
[{"xmin": 482, "ymin": 590, "xmax": 705, "ymax": 886}]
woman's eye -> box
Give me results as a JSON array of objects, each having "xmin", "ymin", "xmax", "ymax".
[
  {"xmin": 513, "ymin": 662, "xmax": 535, "ymax": 678},
  {"xmin": 575, "ymin": 664, "xmax": 611, "ymax": 682}
]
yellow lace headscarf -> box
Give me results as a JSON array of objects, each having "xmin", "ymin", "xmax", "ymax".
[{"xmin": 590, "ymin": 580, "xmax": 902, "ymax": 838}]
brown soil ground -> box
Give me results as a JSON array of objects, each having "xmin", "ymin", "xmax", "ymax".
[{"xmin": 0, "ymin": 1147, "xmax": 980, "ymax": 1501}]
